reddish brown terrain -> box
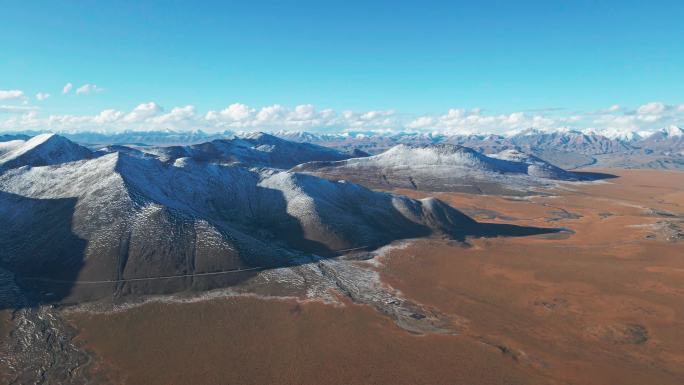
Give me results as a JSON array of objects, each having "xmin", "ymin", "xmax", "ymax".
[{"xmin": 66, "ymin": 169, "xmax": 684, "ymax": 385}]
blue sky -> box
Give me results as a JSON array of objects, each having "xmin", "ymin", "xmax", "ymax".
[{"xmin": 1, "ymin": 0, "xmax": 683, "ymax": 134}]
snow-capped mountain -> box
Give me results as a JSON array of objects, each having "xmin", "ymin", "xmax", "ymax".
[
  {"xmin": 273, "ymin": 130, "xmax": 348, "ymax": 143},
  {"xmin": 2, "ymin": 126, "xmax": 683, "ymax": 170},
  {"xmin": 360, "ymin": 144, "xmax": 526, "ymax": 173},
  {"xmin": 633, "ymin": 126, "xmax": 684, "ymax": 155},
  {"xmin": 661, "ymin": 125, "xmax": 684, "ymax": 137},
  {"xmin": 272, "ymin": 127, "xmax": 684, "ymax": 160},
  {"xmin": 507, "ymin": 129, "xmax": 632, "ymax": 154},
  {"xmin": 596, "ymin": 128, "xmax": 643, "ymax": 142},
  {"xmin": 0, "ymin": 135, "xmax": 490, "ymax": 307},
  {"xmin": 271, "ymin": 129, "xmax": 663, "ymax": 166},
  {"xmin": 137, "ymin": 132, "xmax": 351, "ymax": 169},
  {"xmin": 293, "ymin": 144, "xmax": 587, "ymax": 194},
  {"xmin": 638, "ymin": 125, "xmax": 683, "ymax": 142},
  {"xmin": 489, "ymin": 149, "xmax": 577, "ymax": 180},
  {"xmin": 440, "ymin": 134, "xmax": 513, "ymax": 154},
  {"xmin": 0, "ymin": 133, "xmax": 93, "ymax": 172}
]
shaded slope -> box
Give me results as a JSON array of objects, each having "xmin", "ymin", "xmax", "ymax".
[
  {"xmin": 0, "ymin": 154, "xmax": 255, "ymax": 306},
  {"xmin": 0, "ymin": 191, "xmax": 87, "ymax": 308}
]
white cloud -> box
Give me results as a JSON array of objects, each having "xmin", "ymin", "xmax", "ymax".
[
  {"xmin": 359, "ymin": 110, "xmax": 394, "ymax": 121},
  {"xmin": 255, "ymin": 104, "xmax": 287, "ymax": 123},
  {"xmin": 35, "ymin": 92, "xmax": 50, "ymax": 101},
  {"xmin": 93, "ymin": 109, "xmax": 124, "ymax": 124},
  {"xmin": 290, "ymin": 104, "xmax": 316, "ymax": 121},
  {"xmin": 341, "ymin": 109, "xmax": 397, "ymax": 130},
  {"xmin": 406, "ymin": 116, "xmax": 435, "ymax": 129},
  {"xmin": 62, "ymin": 83, "xmax": 73, "ymax": 94},
  {"xmin": 75, "ymin": 84, "xmax": 104, "ymax": 95},
  {"xmin": 407, "ymin": 108, "xmax": 561, "ymax": 135},
  {"xmin": 637, "ymin": 101, "xmax": 666, "ymax": 115},
  {"xmin": 205, "ymin": 103, "xmax": 255, "ymax": 122},
  {"xmin": 124, "ymin": 102, "xmax": 164, "ymax": 122},
  {"xmin": 1, "ymin": 100, "xmax": 682, "ymax": 136},
  {"xmin": 150, "ymin": 105, "xmax": 196, "ymax": 125},
  {"xmin": 0, "ymin": 90, "xmax": 25, "ymax": 100},
  {"xmin": 205, "ymin": 104, "xmax": 348, "ymax": 129}
]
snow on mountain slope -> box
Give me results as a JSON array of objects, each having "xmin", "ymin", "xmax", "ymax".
[
  {"xmin": 508, "ymin": 130, "xmax": 632, "ymax": 155},
  {"xmin": 598, "ymin": 128, "xmax": 643, "ymax": 142},
  {"xmin": 272, "ymin": 130, "xmax": 680, "ymax": 169},
  {"xmin": 292, "ymin": 144, "xmax": 584, "ymax": 194},
  {"xmin": 662, "ymin": 125, "xmax": 684, "ymax": 138},
  {"xmin": 143, "ymin": 132, "xmax": 350, "ymax": 169},
  {"xmin": 0, "ymin": 140, "xmax": 24, "ymax": 158},
  {"xmin": 258, "ymin": 170, "xmax": 476, "ymax": 251},
  {"xmin": 489, "ymin": 149, "xmax": 579, "ymax": 180},
  {"xmin": 0, "ymin": 149, "xmax": 485, "ymax": 305},
  {"xmin": 637, "ymin": 126, "xmax": 684, "ymax": 148},
  {"xmin": 628, "ymin": 126, "xmax": 684, "ymax": 159},
  {"xmin": 440, "ymin": 134, "xmax": 512, "ymax": 154},
  {"xmin": 364, "ymin": 144, "xmax": 527, "ymax": 172},
  {"xmin": 0, "ymin": 134, "xmax": 93, "ymax": 172},
  {"xmin": 0, "ymin": 153, "xmax": 280, "ymax": 304}
]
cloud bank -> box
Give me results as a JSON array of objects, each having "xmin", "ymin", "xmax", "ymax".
[{"xmin": 0, "ymin": 95, "xmax": 682, "ymax": 137}]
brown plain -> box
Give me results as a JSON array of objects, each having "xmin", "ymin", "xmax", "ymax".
[{"xmin": 68, "ymin": 169, "xmax": 684, "ymax": 385}]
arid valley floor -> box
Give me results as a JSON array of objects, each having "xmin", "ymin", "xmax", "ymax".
[{"xmin": 2, "ymin": 169, "xmax": 680, "ymax": 384}]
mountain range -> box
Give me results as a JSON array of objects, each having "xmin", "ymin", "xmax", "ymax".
[
  {"xmin": 280, "ymin": 127, "xmax": 684, "ymax": 170},
  {"xmin": 7, "ymin": 125, "xmax": 682, "ymax": 169},
  {"xmin": 132, "ymin": 132, "xmax": 352, "ymax": 168},
  {"xmin": 0, "ymin": 133, "xmax": 565, "ymax": 309}
]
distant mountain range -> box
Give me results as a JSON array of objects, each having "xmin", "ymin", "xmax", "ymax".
[
  {"xmin": 279, "ymin": 127, "xmax": 684, "ymax": 169},
  {"xmin": 133, "ymin": 132, "xmax": 351, "ymax": 169},
  {"xmin": 2, "ymin": 126, "xmax": 683, "ymax": 169}
]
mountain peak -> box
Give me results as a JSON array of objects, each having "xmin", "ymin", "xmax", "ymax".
[
  {"xmin": 0, "ymin": 134, "xmax": 92, "ymax": 171},
  {"xmin": 238, "ymin": 131, "xmax": 276, "ymax": 141},
  {"xmin": 662, "ymin": 125, "xmax": 684, "ymax": 137},
  {"xmin": 366, "ymin": 144, "xmax": 493, "ymax": 170}
]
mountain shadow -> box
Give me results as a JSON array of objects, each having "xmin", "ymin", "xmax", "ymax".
[
  {"xmin": 570, "ymin": 170, "xmax": 619, "ymax": 180},
  {"xmin": 0, "ymin": 191, "xmax": 87, "ymax": 310},
  {"xmin": 464, "ymin": 222, "xmax": 565, "ymax": 241}
]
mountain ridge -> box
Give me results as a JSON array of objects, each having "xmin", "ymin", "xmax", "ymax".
[
  {"xmin": 292, "ymin": 143, "xmax": 590, "ymax": 194},
  {"xmin": 0, "ymin": 135, "xmax": 556, "ymax": 309}
]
